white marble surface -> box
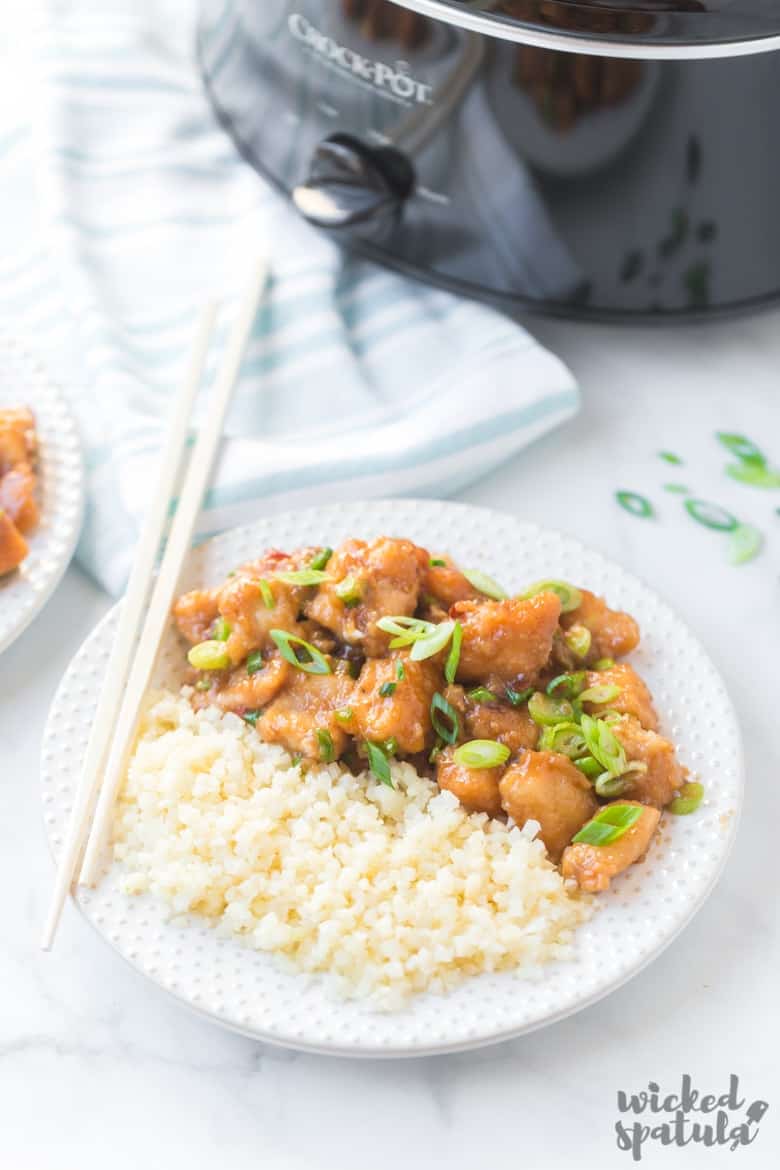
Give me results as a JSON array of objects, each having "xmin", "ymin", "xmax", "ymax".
[{"xmin": 3, "ymin": 312, "xmax": 780, "ymax": 1167}]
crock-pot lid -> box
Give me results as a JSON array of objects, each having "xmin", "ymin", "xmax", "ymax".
[{"xmin": 389, "ymin": 1, "xmax": 780, "ymax": 53}]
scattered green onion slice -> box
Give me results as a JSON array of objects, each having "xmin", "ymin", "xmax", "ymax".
[
  {"xmin": 444, "ymin": 621, "xmax": 462, "ymax": 684},
  {"xmin": 725, "ymin": 463, "xmax": 780, "ymax": 489},
  {"xmin": 564, "ymin": 624, "xmax": 592, "ymax": 659},
  {"xmin": 468, "ymin": 686, "xmax": 497, "ymax": 704},
  {"xmin": 242, "ymin": 710, "xmax": 261, "ymax": 727},
  {"xmin": 429, "ymin": 557, "xmax": 447, "ymax": 567},
  {"xmin": 396, "ymin": 660, "xmax": 405, "ymax": 681},
  {"xmin": 259, "ymin": 579, "xmax": 275, "ymax": 609},
  {"xmin": 572, "ymin": 803, "xmax": 643, "ymax": 846},
  {"xmin": 430, "ymin": 692, "xmax": 459, "ymax": 745},
  {"xmin": 275, "ymin": 568, "xmax": 331, "ymax": 587},
  {"xmin": 365, "ymin": 740, "xmax": 393, "ymax": 788},
  {"xmin": 379, "ymin": 681, "xmax": 397, "ymax": 698},
  {"xmin": 376, "ymin": 615, "xmax": 435, "ymax": 648},
  {"xmin": 593, "ymin": 657, "xmax": 615, "ymax": 671},
  {"xmin": 335, "ymin": 575, "xmax": 362, "ymax": 607},
  {"xmin": 246, "ymin": 650, "xmax": 264, "ymax": 676},
  {"xmin": 383, "ymin": 736, "xmax": 398, "ymax": 757},
  {"xmin": 506, "ymin": 685, "xmax": 533, "ymax": 708},
  {"xmin": 616, "ymin": 491, "xmax": 655, "ymax": 520},
  {"xmin": 538, "ymin": 722, "xmax": 587, "ymax": 759},
  {"xmin": 546, "ymin": 672, "xmax": 586, "ymax": 699},
  {"xmin": 520, "ymin": 579, "xmax": 583, "ymax": 613},
  {"xmin": 410, "ymin": 619, "xmax": 455, "ymax": 662},
  {"xmin": 462, "ymin": 569, "xmax": 508, "ymax": 601},
  {"xmin": 453, "ymin": 740, "xmax": 510, "ymax": 769},
  {"xmin": 580, "ymin": 683, "xmax": 622, "ymax": 706},
  {"xmin": 212, "ymin": 617, "xmax": 231, "ymax": 642},
  {"xmin": 684, "ymin": 498, "xmax": 738, "ymax": 532},
  {"xmin": 316, "ymin": 728, "xmax": 335, "ymax": 763},
  {"xmin": 269, "ymin": 629, "xmax": 331, "ymax": 675},
  {"xmin": 664, "ymin": 483, "xmax": 690, "ymax": 495},
  {"xmin": 580, "ymin": 713, "xmax": 628, "ymax": 779},
  {"xmin": 595, "ymin": 773, "xmax": 630, "ymax": 798},
  {"xmin": 659, "ymin": 451, "xmax": 683, "ymax": 465},
  {"xmin": 528, "ymin": 692, "xmax": 574, "ymax": 726},
  {"xmin": 309, "ymin": 547, "xmax": 333, "ymax": 571},
  {"xmin": 429, "ymin": 742, "xmax": 444, "ymax": 766},
  {"xmin": 335, "ymin": 707, "xmax": 353, "ymax": 723},
  {"xmin": 716, "ymin": 432, "xmax": 765, "ymax": 464},
  {"xmin": 195, "ymin": 678, "xmax": 212, "ymax": 692},
  {"xmin": 728, "ymin": 523, "xmax": 763, "ymax": 565},
  {"xmin": 574, "ymin": 755, "xmax": 602, "ymax": 779},
  {"xmin": 668, "ymin": 781, "xmax": 704, "ymax": 815},
  {"xmin": 188, "ymin": 640, "xmax": 230, "ymax": 671}
]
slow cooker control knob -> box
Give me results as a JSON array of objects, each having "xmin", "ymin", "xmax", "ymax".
[{"xmin": 293, "ymin": 134, "xmax": 414, "ymax": 233}]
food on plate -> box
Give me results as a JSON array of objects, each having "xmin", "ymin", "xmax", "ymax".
[
  {"xmin": 114, "ymin": 535, "xmax": 696, "ymax": 1005},
  {"xmin": 0, "ymin": 407, "xmax": 39, "ymax": 575}
]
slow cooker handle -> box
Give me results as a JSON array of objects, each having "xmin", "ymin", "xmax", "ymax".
[{"xmin": 293, "ymin": 134, "xmax": 414, "ymax": 233}]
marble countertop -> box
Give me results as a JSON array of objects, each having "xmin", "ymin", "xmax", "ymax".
[{"xmin": 3, "ymin": 313, "xmax": 779, "ymax": 1168}]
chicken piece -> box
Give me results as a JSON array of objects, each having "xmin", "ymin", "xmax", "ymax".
[
  {"xmin": 219, "ymin": 574, "xmax": 303, "ymax": 665},
  {"xmin": 453, "ymin": 592, "xmax": 562, "ymax": 684},
  {"xmin": 436, "ymin": 746, "xmax": 504, "ymax": 817},
  {"xmin": 306, "ymin": 537, "xmax": 429, "ymax": 657},
  {"xmin": 0, "ymin": 508, "xmax": 28, "ymax": 575},
  {"xmin": 0, "ymin": 462, "xmax": 38, "ymax": 533},
  {"xmin": 499, "ymin": 750, "xmax": 598, "ymax": 861},
  {"xmin": 259, "ymin": 667, "xmax": 355, "ymax": 761},
  {"xmin": 0, "ymin": 426, "xmax": 29, "ymax": 476},
  {"xmin": 561, "ymin": 589, "xmax": 640, "ymax": 661},
  {"xmin": 0, "ymin": 406, "xmax": 36, "ymax": 449},
  {"xmin": 444, "ymin": 684, "xmax": 539, "ymax": 754},
  {"xmin": 195, "ymin": 654, "xmax": 290, "ymax": 715},
  {"xmin": 352, "ymin": 653, "xmax": 440, "ymax": 754},
  {"xmin": 582, "ymin": 663, "xmax": 658, "ymax": 731},
  {"xmin": 561, "ymin": 801, "xmax": 661, "ymax": 892},
  {"xmin": 172, "ymin": 588, "xmax": 220, "ymax": 645},
  {"xmin": 423, "ymin": 562, "xmax": 480, "ymax": 609},
  {"xmin": 612, "ymin": 716, "xmax": 684, "ymax": 808}
]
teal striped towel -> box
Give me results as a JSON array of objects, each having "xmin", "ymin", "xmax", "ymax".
[{"xmin": 0, "ymin": 1, "xmax": 578, "ymax": 595}]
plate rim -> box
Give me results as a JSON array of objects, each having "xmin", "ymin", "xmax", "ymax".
[{"xmin": 41, "ymin": 499, "xmax": 745, "ymax": 1058}]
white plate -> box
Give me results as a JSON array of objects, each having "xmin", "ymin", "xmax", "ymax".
[
  {"xmin": 0, "ymin": 334, "xmax": 84, "ymax": 653},
  {"xmin": 41, "ymin": 500, "xmax": 743, "ymax": 1057}
]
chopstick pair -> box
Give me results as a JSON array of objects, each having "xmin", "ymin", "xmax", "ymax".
[{"xmin": 41, "ymin": 257, "xmax": 269, "ymax": 951}]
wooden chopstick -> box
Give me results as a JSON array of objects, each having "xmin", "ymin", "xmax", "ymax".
[
  {"xmin": 41, "ymin": 305, "xmax": 218, "ymax": 951},
  {"xmin": 78, "ymin": 257, "xmax": 268, "ymax": 888}
]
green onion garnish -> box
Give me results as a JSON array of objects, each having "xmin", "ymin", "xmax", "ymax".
[
  {"xmin": 505, "ymin": 685, "xmax": 533, "ymax": 707},
  {"xmin": 462, "ymin": 569, "xmax": 508, "ymax": 601},
  {"xmin": 616, "ymin": 491, "xmax": 655, "ymax": 520},
  {"xmin": 593, "ymin": 658, "xmax": 615, "ymax": 671},
  {"xmin": 376, "ymin": 615, "xmax": 436, "ymax": 648},
  {"xmin": 574, "ymin": 755, "xmax": 602, "ymax": 779},
  {"xmin": 546, "ymin": 672, "xmax": 586, "ymax": 699},
  {"xmin": 453, "ymin": 740, "xmax": 510, "ymax": 769},
  {"xmin": 188, "ymin": 640, "xmax": 230, "ymax": 671},
  {"xmin": 246, "ymin": 650, "xmax": 264, "ymax": 676},
  {"xmin": 259, "ymin": 579, "xmax": 275, "ymax": 609},
  {"xmin": 572, "ymin": 803, "xmax": 643, "ymax": 846},
  {"xmin": 468, "ymin": 686, "xmax": 496, "ymax": 703},
  {"xmin": 684, "ymin": 498, "xmax": 738, "ymax": 532},
  {"xmin": 726, "ymin": 464, "xmax": 780, "ymax": 489},
  {"xmin": 444, "ymin": 621, "xmax": 462, "ymax": 684},
  {"xmin": 242, "ymin": 710, "xmax": 261, "ymax": 727},
  {"xmin": 335, "ymin": 707, "xmax": 353, "ymax": 723},
  {"xmin": 396, "ymin": 660, "xmax": 405, "ymax": 681},
  {"xmin": 430, "ymin": 692, "xmax": 459, "ymax": 745},
  {"xmin": 410, "ymin": 619, "xmax": 455, "ymax": 662},
  {"xmin": 365, "ymin": 740, "xmax": 394, "ymax": 788},
  {"xmin": 316, "ymin": 728, "xmax": 335, "ymax": 763},
  {"xmin": 716, "ymin": 432, "xmax": 765, "ymax": 464},
  {"xmin": 728, "ymin": 523, "xmax": 763, "ymax": 565},
  {"xmin": 212, "ymin": 617, "xmax": 231, "ymax": 642},
  {"xmin": 309, "ymin": 547, "xmax": 333, "ymax": 571},
  {"xmin": 564, "ymin": 624, "xmax": 592, "ymax": 659},
  {"xmin": 538, "ymin": 722, "xmax": 588, "ymax": 759},
  {"xmin": 379, "ymin": 681, "xmax": 396, "ymax": 698},
  {"xmin": 429, "ymin": 557, "xmax": 447, "ymax": 567},
  {"xmin": 269, "ymin": 629, "xmax": 331, "ymax": 675},
  {"xmin": 664, "ymin": 483, "xmax": 690, "ymax": 494},
  {"xmin": 659, "ymin": 451, "xmax": 683, "ymax": 465},
  {"xmin": 383, "ymin": 737, "xmax": 398, "ymax": 756},
  {"xmin": 335, "ymin": 575, "xmax": 362, "ymax": 607},
  {"xmin": 520, "ymin": 579, "xmax": 583, "ymax": 613},
  {"xmin": 594, "ymin": 773, "xmax": 630, "ymax": 798},
  {"xmin": 668, "ymin": 781, "xmax": 704, "ymax": 815},
  {"xmin": 580, "ymin": 683, "xmax": 621, "ymax": 705},
  {"xmin": 529, "ymin": 692, "xmax": 575, "ymax": 727},
  {"xmin": 580, "ymin": 713, "xmax": 628, "ymax": 779},
  {"xmin": 275, "ymin": 568, "xmax": 331, "ymax": 586},
  {"xmin": 195, "ymin": 678, "xmax": 212, "ymax": 692}
]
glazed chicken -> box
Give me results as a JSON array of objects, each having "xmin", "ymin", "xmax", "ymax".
[
  {"xmin": 173, "ymin": 537, "xmax": 691, "ymax": 893},
  {"xmin": 0, "ymin": 407, "xmax": 38, "ymax": 575}
]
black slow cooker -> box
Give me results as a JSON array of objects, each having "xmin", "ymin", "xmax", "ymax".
[{"xmin": 198, "ymin": 1, "xmax": 780, "ymax": 319}]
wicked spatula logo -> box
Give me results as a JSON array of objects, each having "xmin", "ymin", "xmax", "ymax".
[{"xmin": 616, "ymin": 1076, "xmax": 769, "ymax": 1161}]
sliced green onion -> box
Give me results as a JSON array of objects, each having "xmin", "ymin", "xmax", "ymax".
[
  {"xmin": 188, "ymin": 640, "xmax": 230, "ymax": 671},
  {"xmin": 195, "ymin": 678, "xmax": 212, "ymax": 692},
  {"xmin": 664, "ymin": 483, "xmax": 690, "ymax": 494},
  {"xmin": 316, "ymin": 728, "xmax": 335, "ymax": 763},
  {"xmin": 453, "ymin": 740, "xmax": 510, "ymax": 769},
  {"xmin": 242, "ymin": 710, "xmax": 261, "ymax": 727},
  {"xmin": 383, "ymin": 736, "xmax": 398, "ymax": 757},
  {"xmin": 726, "ymin": 463, "xmax": 780, "ymax": 489},
  {"xmin": 365, "ymin": 740, "xmax": 393, "ymax": 788},
  {"xmin": 564, "ymin": 624, "xmax": 592, "ymax": 659},
  {"xmin": 396, "ymin": 660, "xmax": 405, "ymax": 681},
  {"xmin": 410, "ymin": 619, "xmax": 455, "ymax": 662},
  {"xmin": 595, "ymin": 773, "xmax": 630, "ymax": 798},
  {"xmin": 430, "ymin": 692, "xmax": 459, "ymax": 745},
  {"xmin": 259, "ymin": 579, "xmax": 275, "ymax": 609},
  {"xmin": 716, "ymin": 432, "xmax": 765, "ymax": 464},
  {"xmin": 505, "ymin": 684, "xmax": 534, "ymax": 707},
  {"xmin": 379, "ymin": 681, "xmax": 397, "ymax": 698},
  {"xmin": 728, "ymin": 523, "xmax": 763, "ymax": 565},
  {"xmin": 616, "ymin": 490, "xmax": 655, "ymax": 520},
  {"xmin": 309, "ymin": 547, "xmax": 333, "ymax": 571},
  {"xmin": 593, "ymin": 657, "xmax": 615, "ymax": 671},
  {"xmin": 520, "ymin": 579, "xmax": 583, "ymax": 613},
  {"xmin": 574, "ymin": 755, "xmax": 602, "ymax": 779},
  {"xmin": 538, "ymin": 722, "xmax": 587, "ymax": 759},
  {"xmin": 335, "ymin": 575, "xmax": 362, "ymax": 607},
  {"xmin": 468, "ymin": 686, "xmax": 497, "ymax": 704},
  {"xmin": 659, "ymin": 451, "xmax": 683, "ymax": 465},
  {"xmin": 546, "ymin": 672, "xmax": 586, "ymax": 699},
  {"xmin": 246, "ymin": 650, "xmax": 264, "ymax": 676},
  {"xmin": 212, "ymin": 616, "xmax": 231, "ymax": 642},
  {"xmin": 429, "ymin": 557, "xmax": 447, "ymax": 567},
  {"xmin": 444, "ymin": 621, "xmax": 462, "ymax": 684},
  {"xmin": 269, "ymin": 629, "xmax": 331, "ymax": 675},
  {"xmin": 462, "ymin": 569, "xmax": 508, "ymax": 601},
  {"xmin": 275, "ymin": 568, "xmax": 331, "ymax": 587},
  {"xmin": 572, "ymin": 803, "xmax": 643, "ymax": 846},
  {"xmin": 376, "ymin": 615, "xmax": 435, "ymax": 648},
  {"xmin": 529, "ymin": 692, "xmax": 574, "ymax": 727},
  {"xmin": 429, "ymin": 742, "xmax": 444, "ymax": 766},
  {"xmin": 580, "ymin": 713, "xmax": 628, "ymax": 779},
  {"xmin": 668, "ymin": 781, "xmax": 704, "ymax": 815},
  {"xmin": 684, "ymin": 498, "xmax": 738, "ymax": 532},
  {"xmin": 335, "ymin": 707, "xmax": 353, "ymax": 723},
  {"xmin": 580, "ymin": 684, "xmax": 621, "ymax": 706}
]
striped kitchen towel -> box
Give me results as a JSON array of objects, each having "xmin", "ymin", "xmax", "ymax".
[{"xmin": 0, "ymin": 0, "xmax": 579, "ymax": 596}]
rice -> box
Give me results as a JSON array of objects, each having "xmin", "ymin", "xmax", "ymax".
[{"xmin": 113, "ymin": 688, "xmax": 591, "ymax": 1009}]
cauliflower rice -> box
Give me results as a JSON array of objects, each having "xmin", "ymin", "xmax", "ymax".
[{"xmin": 113, "ymin": 688, "xmax": 591, "ymax": 1009}]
